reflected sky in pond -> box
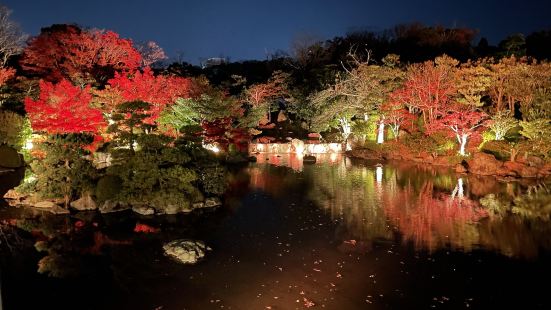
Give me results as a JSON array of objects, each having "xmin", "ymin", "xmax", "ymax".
[{"xmin": 1, "ymin": 156, "xmax": 551, "ymax": 309}]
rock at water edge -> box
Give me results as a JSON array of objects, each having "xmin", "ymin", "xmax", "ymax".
[{"xmin": 163, "ymin": 239, "xmax": 212, "ymax": 264}]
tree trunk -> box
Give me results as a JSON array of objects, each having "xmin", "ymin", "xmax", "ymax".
[
  {"xmin": 458, "ymin": 134, "xmax": 468, "ymax": 156},
  {"xmin": 510, "ymin": 147, "xmax": 518, "ymax": 162},
  {"xmin": 64, "ymin": 159, "xmax": 70, "ymax": 208},
  {"xmin": 377, "ymin": 118, "xmax": 385, "ymax": 144}
]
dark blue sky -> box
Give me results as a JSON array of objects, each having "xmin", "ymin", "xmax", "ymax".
[{"xmin": 3, "ymin": 0, "xmax": 551, "ymax": 64}]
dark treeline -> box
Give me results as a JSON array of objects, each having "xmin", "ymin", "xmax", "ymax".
[{"xmin": 167, "ymin": 23, "xmax": 551, "ymax": 92}]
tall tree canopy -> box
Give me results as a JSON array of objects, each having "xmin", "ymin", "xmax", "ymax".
[
  {"xmin": 20, "ymin": 24, "xmax": 142, "ymax": 85},
  {"xmin": 24, "ymin": 79, "xmax": 105, "ymax": 134}
]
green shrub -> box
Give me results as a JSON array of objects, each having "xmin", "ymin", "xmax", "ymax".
[
  {"xmin": 0, "ymin": 110, "xmax": 31, "ymax": 151},
  {"xmin": 95, "ymin": 175, "xmax": 123, "ymax": 202}
]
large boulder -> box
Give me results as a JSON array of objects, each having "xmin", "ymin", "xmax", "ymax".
[
  {"xmin": 33, "ymin": 201, "xmax": 57, "ymax": 209},
  {"xmin": 98, "ymin": 200, "xmax": 130, "ymax": 213},
  {"xmin": 3, "ymin": 189, "xmax": 25, "ymax": 201},
  {"xmin": 467, "ymin": 152, "xmax": 503, "ymax": 176},
  {"xmin": 32, "ymin": 201, "xmax": 70, "ymax": 215},
  {"xmin": 70, "ymin": 194, "xmax": 98, "ymax": 211},
  {"xmin": 502, "ymin": 161, "xmax": 539, "ymax": 178},
  {"xmin": 0, "ymin": 145, "xmax": 23, "ymax": 168},
  {"xmin": 163, "ymin": 239, "xmax": 212, "ymax": 264},
  {"xmin": 517, "ymin": 155, "xmax": 545, "ymax": 168}
]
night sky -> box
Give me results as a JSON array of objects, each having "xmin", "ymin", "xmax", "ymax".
[{"xmin": 3, "ymin": 0, "xmax": 551, "ymax": 64}]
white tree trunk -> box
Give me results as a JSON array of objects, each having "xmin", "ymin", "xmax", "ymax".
[
  {"xmin": 458, "ymin": 134, "xmax": 468, "ymax": 156},
  {"xmin": 339, "ymin": 117, "xmax": 352, "ymax": 142},
  {"xmin": 377, "ymin": 117, "xmax": 384, "ymax": 144}
]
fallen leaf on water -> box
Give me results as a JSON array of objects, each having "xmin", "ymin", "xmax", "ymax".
[{"xmin": 303, "ymin": 297, "xmax": 315, "ymax": 308}]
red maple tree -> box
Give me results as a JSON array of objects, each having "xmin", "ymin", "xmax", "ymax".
[
  {"xmin": 24, "ymin": 79, "xmax": 105, "ymax": 134},
  {"xmin": 391, "ymin": 60, "xmax": 456, "ymax": 125},
  {"xmin": 97, "ymin": 68, "xmax": 191, "ymax": 123},
  {"xmin": 20, "ymin": 24, "xmax": 141, "ymax": 84},
  {"xmin": 426, "ymin": 103, "xmax": 487, "ymax": 155},
  {"xmin": 0, "ymin": 67, "xmax": 15, "ymax": 86}
]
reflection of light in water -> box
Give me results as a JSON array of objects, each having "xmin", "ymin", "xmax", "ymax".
[
  {"xmin": 376, "ymin": 166, "xmax": 383, "ymax": 184},
  {"xmin": 307, "ymin": 144, "xmax": 327, "ymax": 154},
  {"xmin": 253, "ymin": 153, "xmax": 341, "ymax": 172},
  {"xmin": 252, "ymin": 142, "xmax": 343, "ymax": 154},
  {"xmin": 451, "ymin": 178, "xmax": 465, "ymax": 200}
]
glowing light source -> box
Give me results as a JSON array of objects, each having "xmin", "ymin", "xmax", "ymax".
[
  {"xmin": 203, "ymin": 143, "xmax": 220, "ymax": 153},
  {"xmin": 24, "ymin": 139, "xmax": 33, "ymax": 150}
]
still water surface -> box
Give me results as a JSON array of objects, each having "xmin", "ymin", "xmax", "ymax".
[{"xmin": 1, "ymin": 155, "xmax": 550, "ymax": 309}]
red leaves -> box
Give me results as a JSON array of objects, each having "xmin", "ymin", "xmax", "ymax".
[
  {"xmin": 0, "ymin": 67, "xmax": 15, "ymax": 86},
  {"xmin": 101, "ymin": 68, "xmax": 191, "ymax": 123},
  {"xmin": 24, "ymin": 79, "xmax": 106, "ymax": 134},
  {"xmin": 391, "ymin": 60, "xmax": 456, "ymax": 124},
  {"xmin": 426, "ymin": 102, "xmax": 487, "ymax": 137},
  {"xmin": 20, "ymin": 24, "xmax": 141, "ymax": 83}
]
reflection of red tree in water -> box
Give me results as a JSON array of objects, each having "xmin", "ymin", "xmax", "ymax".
[{"xmin": 384, "ymin": 181, "xmax": 487, "ymax": 252}]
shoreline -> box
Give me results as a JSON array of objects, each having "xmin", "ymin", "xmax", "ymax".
[{"xmin": 346, "ymin": 148, "xmax": 551, "ymax": 179}]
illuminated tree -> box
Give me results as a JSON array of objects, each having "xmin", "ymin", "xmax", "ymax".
[
  {"xmin": 24, "ymin": 79, "xmax": 105, "ymax": 135},
  {"xmin": 308, "ymin": 88, "xmax": 354, "ymax": 145},
  {"xmin": 333, "ymin": 54, "xmax": 404, "ymax": 143},
  {"xmin": 426, "ymin": 103, "xmax": 487, "ymax": 156},
  {"xmin": 96, "ymin": 68, "xmax": 191, "ymax": 124},
  {"xmin": 136, "ymin": 41, "xmax": 168, "ymax": 67},
  {"xmin": 392, "ymin": 56, "xmax": 457, "ymax": 125},
  {"xmin": 381, "ymin": 100, "xmax": 415, "ymax": 140},
  {"xmin": 20, "ymin": 24, "xmax": 141, "ymax": 84},
  {"xmin": 157, "ymin": 98, "xmax": 200, "ymax": 137},
  {"xmin": 487, "ymin": 110, "xmax": 518, "ymax": 140},
  {"xmin": 0, "ymin": 5, "xmax": 27, "ymax": 66},
  {"xmin": 244, "ymin": 70, "xmax": 289, "ymax": 122},
  {"xmin": 455, "ymin": 60, "xmax": 492, "ymax": 107},
  {"xmin": 0, "ymin": 66, "xmax": 14, "ymax": 86}
]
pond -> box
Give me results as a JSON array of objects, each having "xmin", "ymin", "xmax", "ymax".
[{"xmin": 1, "ymin": 155, "xmax": 550, "ymax": 309}]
